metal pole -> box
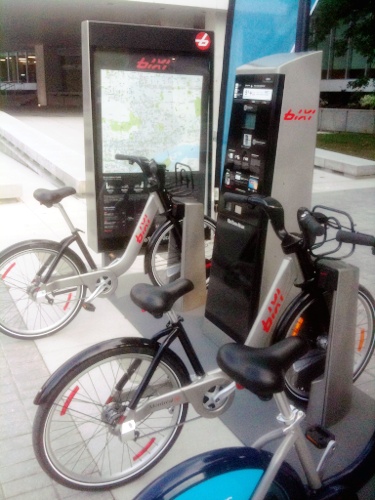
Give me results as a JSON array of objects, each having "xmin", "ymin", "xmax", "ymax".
[{"xmin": 295, "ymin": 0, "xmax": 311, "ymax": 52}]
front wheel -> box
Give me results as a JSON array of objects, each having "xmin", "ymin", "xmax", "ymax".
[
  {"xmin": 0, "ymin": 240, "xmax": 87, "ymax": 339},
  {"xmin": 145, "ymin": 216, "xmax": 216, "ymax": 286},
  {"xmin": 274, "ymin": 285, "xmax": 375, "ymax": 403},
  {"xmin": 33, "ymin": 343, "xmax": 190, "ymax": 490},
  {"xmin": 134, "ymin": 447, "xmax": 306, "ymax": 500}
]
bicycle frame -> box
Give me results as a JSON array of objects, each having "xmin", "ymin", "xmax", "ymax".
[
  {"xmin": 119, "ymin": 253, "xmax": 304, "ymax": 426},
  {"xmin": 250, "ymin": 391, "xmax": 322, "ymax": 499},
  {"xmin": 37, "ymin": 191, "xmax": 167, "ymax": 300}
]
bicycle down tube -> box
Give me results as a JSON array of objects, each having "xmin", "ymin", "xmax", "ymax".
[{"xmin": 38, "ymin": 192, "xmax": 164, "ymax": 298}]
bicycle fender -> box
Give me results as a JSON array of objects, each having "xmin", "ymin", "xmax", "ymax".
[
  {"xmin": 34, "ymin": 337, "xmax": 158, "ymax": 405},
  {"xmin": 0, "ymin": 239, "xmax": 62, "ymax": 259}
]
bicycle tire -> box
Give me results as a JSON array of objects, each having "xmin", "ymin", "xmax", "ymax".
[
  {"xmin": 134, "ymin": 447, "xmax": 306, "ymax": 500},
  {"xmin": 0, "ymin": 240, "xmax": 87, "ymax": 339},
  {"xmin": 33, "ymin": 342, "xmax": 190, "ymax": 490},
  {"xmin": 273, "ymin": 285, "xmax": 375, "ymax": 403},
  {"xmin": 145, "ymin": 216, "xmax": 216, "ymax": 286}
]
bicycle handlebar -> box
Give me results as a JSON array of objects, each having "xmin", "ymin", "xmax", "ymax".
[
  {"xmin": 115, "ymin": 155, "xmax": 159, "ymax": 181},
  {"xmin": 336, "ymin": 230, "xmax": 375, "ymax": 248}
]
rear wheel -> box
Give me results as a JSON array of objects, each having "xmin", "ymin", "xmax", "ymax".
[
  {"xmin": 0, "ymin": 240, "xmax": 86, "ymax": 339},
  {"xmin": 146, "ymin": 216, "xmax": 216, "ymax": 286},
  {"xmin": 33, "ymin": 343, "xmax": 189, "ymax": 490},
  {"xmin": 274, "ymin": 285, "xmax": 375, "ymax": 403}
]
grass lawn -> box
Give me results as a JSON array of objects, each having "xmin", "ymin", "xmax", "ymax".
[{"xmin": 316, "ymin": 132, "xmax": 375, "ymax": 161}]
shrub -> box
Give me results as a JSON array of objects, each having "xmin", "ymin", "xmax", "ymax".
[{"xmin": 359, "ymin": 94, "xmax": 375, "ymax": 109}]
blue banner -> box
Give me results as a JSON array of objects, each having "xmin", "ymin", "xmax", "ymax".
[{"xmin": 217, "ymin": 0, "xmax": 301, "ymax": 182}]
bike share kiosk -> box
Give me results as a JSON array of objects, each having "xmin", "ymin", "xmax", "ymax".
[
  {"xmin": 206, "ymin": 51, "xmax": 322, "ymax": 341},
  {"xmin": 82, "ymin": 21, "xmax": 214, "ymax": 254},
  {"xmin": 82, "ymin": 22, "xmax": 214, "ymax": 306},
  {"xmin": 206, "ymin": 51, "xmax": 360, "ymax": 426}
]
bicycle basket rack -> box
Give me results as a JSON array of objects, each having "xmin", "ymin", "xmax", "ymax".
[
  {"xmin": 165, "ymin": 162, "xmax": 196, "ymax": 198},
  {"xmin": 310, "ymin": 205, "xmax": 356, "ymax": 259}
]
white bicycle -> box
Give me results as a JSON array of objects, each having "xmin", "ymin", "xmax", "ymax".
[{"xmin": 0, "ymin": 155, "xmax": 216, "ymax": 339}]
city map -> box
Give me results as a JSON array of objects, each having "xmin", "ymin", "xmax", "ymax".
[{"xmin": 100, "ymin": 69, "xmax": 204, "ymax": 174}]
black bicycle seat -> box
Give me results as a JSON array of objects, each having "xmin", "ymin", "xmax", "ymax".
[
  {"xmin": 217, "ymin": 337, "xmax": 309, "ymax": 400},
  {"xmin": 33, "ymin": 187, "xmax": 76, "ymax": 207},
  {"xmin": 130, "ymin": 278, "xmax": 194, "ymax": 318}
]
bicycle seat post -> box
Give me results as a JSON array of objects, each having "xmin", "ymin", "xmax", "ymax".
[{"xmin": 55, "ymin": 202, "xmax": 79, "ymax": 234}]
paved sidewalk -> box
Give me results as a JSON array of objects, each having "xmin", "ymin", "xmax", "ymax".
[{"xmin": 0, "ymin": 109, "xmax": 374, "ymax": 499}]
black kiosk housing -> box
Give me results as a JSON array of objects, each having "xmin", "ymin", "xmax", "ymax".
[{"xmin": 206, "ymin": 52, "xmax": 322, "ymax": 342}]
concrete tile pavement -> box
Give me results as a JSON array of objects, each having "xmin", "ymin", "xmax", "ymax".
[{"xmin": 0, "ymin": 109, "xmax": 374, "ymax": 499}]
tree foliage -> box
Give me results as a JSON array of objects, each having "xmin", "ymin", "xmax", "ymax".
[{"xmin": 313, "ymin": 0, "xmax": 375, "ymax": 88}]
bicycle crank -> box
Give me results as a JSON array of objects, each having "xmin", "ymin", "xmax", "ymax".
[{"xmin": 203, "ymin": 382, "xmax": 236, "ymax": 411}]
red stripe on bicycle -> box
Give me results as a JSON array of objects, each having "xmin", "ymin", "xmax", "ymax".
[
  {"xmin": 61, "ymin": 386, "xmax": 79, "ymax": 415},
  {"xmin": 63, "ymin": 293, "xmax": 72, "ymax": 311},
  {"xmin": 133, "ymin": 438, "xmax": 156, "ymax": 461},
  {"xmin": 2, "ymin": 262, "xmax": 16, "ymax": 279},
  {"xmin": 357, "ymin": 328, "xmax": 365, "ymax": 352}
]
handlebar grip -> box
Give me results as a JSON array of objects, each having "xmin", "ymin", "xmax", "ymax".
[
  {"xmin": 223, "ymin": 192, "xmax": 251, "ymax": 205},
  {"xmin": 115, "ymin": 154, "xmax": 146, "ymax": 166},
  {"xmin": 115, "ymin": 155, "xmax": 158, "ymax": 181},
  {"xmin": 336, "ymin": 230, "xmax": 375, "ymax": 247},
  {"xmin": 299, "ymin": 211, "xmax": 325, "ymax": 236}
]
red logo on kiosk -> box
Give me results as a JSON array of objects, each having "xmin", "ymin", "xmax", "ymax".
[
  {"xmin": 283, "ymin": 109, "xmax": 316, "ymax": 121},
  {"xmin": 195, "ymin": 32, "xmax": 211, "ymax": 51},
  {"xmin": 136, "ymin": 57, "xmax": 171, "ymax": 71}
]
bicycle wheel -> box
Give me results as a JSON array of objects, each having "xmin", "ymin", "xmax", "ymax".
[
  {"xmin": 145, "ymin": 216, "xmax": 216, "ymax": 286},
  {"xmin": 0, "ymin": 240, "xmax": 86, "ymax": 339},
  {"xmin": 33, "ymin": 343, "xmax": 190, "ymax": 490},
  {"xmin": 134, "ymin": 447, "xmax": 306, "ymax": 500},
  {"xmin": 274, "ymin": 285, "xmax": 375, "ymax": 403}
]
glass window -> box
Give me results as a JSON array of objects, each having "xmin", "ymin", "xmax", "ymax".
[
  {"xmin": 0, "ymin": 54, "xmax": 8, "ymax": 81},
  {"xmin": 7, "ymin": 53, "xmax": 18, "ymax": 82},
  {"xmin": 18, "ymin": 51, "xmax": 27, "ymax": 82},
  {"xmin": 27, "ymin": 54, "xmax": 36, "ymax": 82},
  {"xmin": 0, "ymin": 51, "xmax": 36, "ymax": 83}
]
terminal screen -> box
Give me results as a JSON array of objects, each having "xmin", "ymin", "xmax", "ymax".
[{"xmin": 243, "ymin": 87, "xmax": 273, "ymax": 101}]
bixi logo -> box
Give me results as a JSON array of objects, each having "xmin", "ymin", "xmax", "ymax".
[
  {"xmin": 195, "ymin": 32, "xmax": 211, "ymax": 51},
  {"xmin": 136, "ymin": 57, "xmax": 172, "ymax": 71},
  {"xmin": 136, "ymin": 215, "xmax": 151, "ymax": 244},
  {"xmin": 284, "ymin": 108, "xmax": 316, "ymax": 121},
  {"xmin": 262, "ymin": 288, "xmax": 284, "ymax": 333}
]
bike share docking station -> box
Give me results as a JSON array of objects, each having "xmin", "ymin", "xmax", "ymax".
[{"xmin": 205, "ymin": 51, "xmax": 372, "ymax": 438}]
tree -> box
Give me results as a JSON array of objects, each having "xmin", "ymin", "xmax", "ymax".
[{"xmin": 312, "ymin": 0, "xmax": 375, "ymax": 88}]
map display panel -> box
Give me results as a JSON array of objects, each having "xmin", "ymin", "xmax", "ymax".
[{"xmin": 101, "ymin": 69, "xmax": 203, "ymax": 174}]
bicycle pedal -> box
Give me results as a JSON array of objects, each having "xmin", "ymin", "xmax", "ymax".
[
  {"xmin": 82, "ymin": 302, "xmax": 96, "ymax": 312},
  {"xmin": 306, "ymin": 425, "xmax": 335, "ymax": 449}
]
